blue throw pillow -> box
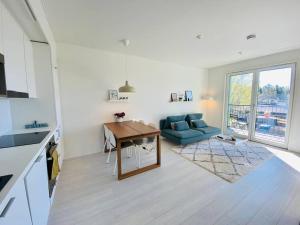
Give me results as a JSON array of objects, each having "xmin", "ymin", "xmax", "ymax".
[
  {"xmin": 186, "ymin": 113, "xmax": 203, "ymax": 125},
  {"xmin": 174, "ymin": 121, "xmax": 190, "ymax": 131},
  {"xmin": 166, "ymin": 115, "xmax": 186, "ymax": 129},
  {"xmin": 192, "ymin": 119, "xmax": 207, "ymax": 128}
]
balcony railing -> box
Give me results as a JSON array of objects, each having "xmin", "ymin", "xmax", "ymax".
[{"xmin": 227, "ymin": 104, "xmax": 287, "ymax": 141}]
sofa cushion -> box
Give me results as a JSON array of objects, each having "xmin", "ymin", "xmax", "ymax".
[
  {"xmin": 186, "ymin": 113, "xmax": 203, "ymax": 124},
  {"xmin": 166, "ymin": 115, "xmax": 186, "ymax": 129},
  {"xmin": 191, "ymin": 119, "xmax": 207, "ymax": 128},
  {"xmin": 162, "ymin": 129, "xmax": 204, "ymax": 139},
  {"xmin": 194, "ymin": 126, "xmax": 220, "ymax": 134},
  {"xmin": 174, "ymin": 121, "xmax": 189, "ymax": 131},
  {"xmin": 159, "ymin": 119, "xmax": 167, "ymax": 130}
]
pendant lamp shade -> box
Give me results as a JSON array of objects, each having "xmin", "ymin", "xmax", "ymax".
[{"xmin": 119, "ymin": 80, "xmax": 135, "ymax": 93}]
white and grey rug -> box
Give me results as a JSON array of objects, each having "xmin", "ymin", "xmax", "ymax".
[{"xmin": 172, "ymin": 139, "xmax": 273, "ymax": 183}]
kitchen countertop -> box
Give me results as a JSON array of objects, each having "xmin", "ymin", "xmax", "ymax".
[{"xmin": 0, "ymin": 126, "xmax": 57, "ymax": 210}]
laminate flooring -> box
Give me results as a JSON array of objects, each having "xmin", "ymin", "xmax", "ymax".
[{"xmin": 48, "ymin": 140, "xmax": 300, "ymax": 225}]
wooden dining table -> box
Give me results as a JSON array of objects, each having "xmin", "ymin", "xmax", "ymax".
[{"xmin": 104, "ymin": 121, "xmax": 161, "ymax": 180}]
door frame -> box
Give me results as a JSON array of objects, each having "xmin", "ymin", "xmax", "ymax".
[
  {"xmin": 250, "ymin": 63, "xmax": 296, "ymax": 148},
  {"xmin": 223, "ymin": 69, "xmax": 255, "ymax": 139},
  {"xmin": 223, "ymin": 63, "xmax": 296, "ymax": 149}
]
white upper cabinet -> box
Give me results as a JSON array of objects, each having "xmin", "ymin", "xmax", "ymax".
[
  {"xmin": 2, "ymin": 5, "xmax": 28, "ymax": 94},
  {"xmin": 24, "ymin": 34, "xmax": 37, "ymax": 98},
  {"xmin": 0, "ymin": 2, "xmax": 4, "ymax": 54}
]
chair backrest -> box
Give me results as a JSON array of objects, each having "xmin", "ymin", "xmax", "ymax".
[
  {"xmin": 104, "ymin": 125, "xmax": 116, "ymax": 148},
  {"xmin": 148, "ymin": 123, "xmax": 156, "ymax": 128}
]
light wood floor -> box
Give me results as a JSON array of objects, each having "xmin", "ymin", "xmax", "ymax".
[{"xmin": 48, "ymin": 140, "xmax": 300, "ymax": 225}]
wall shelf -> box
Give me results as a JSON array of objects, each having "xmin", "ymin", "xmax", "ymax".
[
  {"xmin": 169, "ymin": 101, "xmax": 193, "ymax": 103},
  {"xmin": 107, "ymin": 99, "xmax": 129, "ymax": 103}
]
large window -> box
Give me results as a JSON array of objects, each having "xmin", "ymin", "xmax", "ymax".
[{"xmin": 225, "ymin": 64, "xmax": 295, "ymax": 148}]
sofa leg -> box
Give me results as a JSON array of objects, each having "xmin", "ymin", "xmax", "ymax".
[{"xmin": 179, "ymin": 145, "xmax": 186, "ymax": 154}]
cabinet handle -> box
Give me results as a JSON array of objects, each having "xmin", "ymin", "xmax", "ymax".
[
  {"xmin": 0, "ymin": 197, "xmax": 15, "ymax": 218},
  {"xmin": 35, "ymin": 155, "xmax": 43, "ymax": 163}
]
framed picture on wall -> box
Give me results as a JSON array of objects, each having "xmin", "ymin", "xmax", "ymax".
[
  {"xmin": 108, "ymin": 89, "xmax": 119, "ymax": 100},
  {"xmin": 185, "ymin": 90, "xmax": 193, "ymax": 101},
  {"xmin": 171, "ymin": 93, "xmax": 178, "ymax": 102}
]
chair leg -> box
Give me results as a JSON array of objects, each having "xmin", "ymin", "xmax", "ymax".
[
  {"xmin": 138, "ymin": 148, "xmax": 141, "ymax": 168},
  {"xmin": 134, "ymin": 146, "xmax": 139, "ymax": 168},
  {"xmin": 129, "ymin": 147, "xmax": 133, "ymax": 157},
  {"xmin": 103, "ymin": 139, "xmax": 107, "ymax": 153},
  {"xmin": 106, "ymin": 146, "xmax": 112, "ymax": 163},
  {"xmin": 113, "ymin": 154, "xmax": 117, "ymax": 175}
]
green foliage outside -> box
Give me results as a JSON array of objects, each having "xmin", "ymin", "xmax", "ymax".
[
  {"xmin": 229, "ymin": 74, "xmax": 290, "ymax": 106},
  {"xmin": 229, "ymin": 74, "xmax": 252, "ymax": 105}
]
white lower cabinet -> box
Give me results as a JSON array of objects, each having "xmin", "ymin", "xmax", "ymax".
[
  {"xmin": 25, "ymin": 149, "xmax": 50, "ymax": 225},
  {"xmin": 0, "ymin": 179, "xmax": 32, "ymax": 225}
]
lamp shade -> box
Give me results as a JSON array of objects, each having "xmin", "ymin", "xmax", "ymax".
[{"xmin": 119, "ymin": 80, "xmax": 135, "ymax": 93}]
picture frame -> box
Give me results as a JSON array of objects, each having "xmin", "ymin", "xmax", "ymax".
[
  {"xmin": 108, "ymin": 89, "xmax": 119, "ymax": 100},
  {"xmin": 171, "ymin": 93, "xmax": 178, "ymax": 102},
  {"xmin": 185, "ymin": 90, "xmax": 193, "ymax": 101}
]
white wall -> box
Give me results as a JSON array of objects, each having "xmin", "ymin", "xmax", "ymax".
[
  {"xmin": 9, "ymin": 42, "xmax": 56, "ymax": 129},
  {"xmin": 0, "ymin": 99, "xmax": 12, "ymax": 135},
  {"xmin": 57, "ymin": 43, "xmax": 208, "ymax": 159},
  {"xmin": 207, "ymin": 49, "xmax": 300, "ymax": 152}
]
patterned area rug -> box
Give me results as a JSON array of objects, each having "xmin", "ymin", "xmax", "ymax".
[{"xmin": 172, "ymin": 139, "xmax": 273, "ymax": 183}]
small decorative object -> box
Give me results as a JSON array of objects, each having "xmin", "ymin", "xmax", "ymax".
[
  {"xmin": 171, "ymin": 93, "xmax": 178, "ymax": 102},
  {"xmin": 114, "ymin": 112, "xmax": 125, "ymax": 122},
  {"xmin": 185, "ymin": 90, "xmax": 193, "ymax": 101},
  {"xmin": 108, "ymin": 89, "xmax": 118, "ymax": 100},
  {"xmin": 178, "ymin": 93, "xmax": 184, "ymax": 101}
]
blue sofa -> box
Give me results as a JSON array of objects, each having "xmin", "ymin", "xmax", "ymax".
[{"xmin": 160, "ymin": 113, "xmax": 221, "ymax": 145}]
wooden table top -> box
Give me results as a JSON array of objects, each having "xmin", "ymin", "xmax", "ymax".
[{"xmin": 104, "ymin": 121, "xmax": 160, "ymax": 140}]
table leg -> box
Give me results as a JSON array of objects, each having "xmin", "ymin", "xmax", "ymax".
[
  {"xmin": 118, "ymin": 135, "xmax": 161, "ymax": 180},
  {"xmin": 116, "ymin": 140, "xmax": 122, "ymax": 180},
  {"xmin": 157, "ymin": 135, "xmax": 161, "ymax": 165}
]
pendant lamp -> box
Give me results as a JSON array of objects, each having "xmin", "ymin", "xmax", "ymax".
[
  {"xmin": 119, "ymin": 80, "xmax": 135, "ymax": 93},
  {"xmin": 118, "ymin": 39, "xmax": 135, "ymax": 93}
]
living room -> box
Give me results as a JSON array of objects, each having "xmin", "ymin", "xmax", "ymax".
[{"xmin": 0, "ymin": 1, "xmax": 300, "ymax": 225}]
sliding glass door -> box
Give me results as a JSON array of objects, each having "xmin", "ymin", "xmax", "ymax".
[
  {"xmin": 226, "ymin": 72, "xmax": 253, "ymax": 138},
  {"xmin": 225, "ymin": 64, "xmax": 295, "ymax": 148}
]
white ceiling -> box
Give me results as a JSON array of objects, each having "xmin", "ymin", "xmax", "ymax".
[{"xmin": 42, "ymin": 0, "xmax": 300, "ymax": 68}]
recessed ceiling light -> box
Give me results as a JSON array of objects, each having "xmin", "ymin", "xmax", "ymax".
[
  {"xmin": 246, "ymin": 34, "xmax": 256, "ymax": 40},
  {"xmin": 120, "ymin": 39, "xmax": 130, "ymax": 47},
  {"xmin": 196, "ymin": 34, "xmax": 202, "ymax": 39}
]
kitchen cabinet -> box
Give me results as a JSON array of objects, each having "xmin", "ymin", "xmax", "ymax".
[
  {"xmin": 2, "ymin": 5, "xmax": 28, "ymax": 95},
  {"xmin": 0, "ymin": 179, "xmax": 32, "ymax": 225},
  {"xmin": 0, "ymin": 2, "xmax": 4, "ymax": 54},
  {"xmin": 24, "ymin": 34, "xmax": 37, "ymax": 98},
  {"xmin": 25, "ymin": 149, "xmax": 50, "ymax": 225}
]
